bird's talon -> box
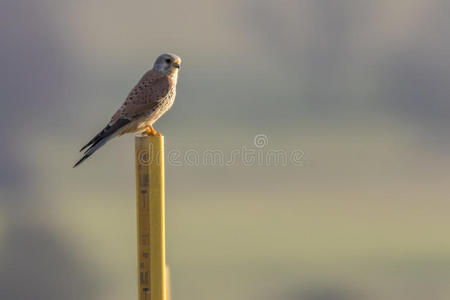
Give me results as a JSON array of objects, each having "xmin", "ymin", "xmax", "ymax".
[{"xmin": 145, "ymin": 127, "xmax": 161, "ymax": 136}]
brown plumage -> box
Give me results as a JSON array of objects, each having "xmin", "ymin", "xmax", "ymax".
[
  {"xmin": 110, "ymin": 70, "xmax": 172, "ymax": 124},
  {"xmin": 74, "ymin": 53, "xmax": 181, "ymax": 167}
]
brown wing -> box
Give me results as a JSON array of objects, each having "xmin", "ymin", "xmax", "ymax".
[
  {"xmin": 76, "ymin": 70, "xmax": 172, "ymax": 160},
  {"xmin": 109, "ymin": 70, "xmax": 172, "ymax": 124}
]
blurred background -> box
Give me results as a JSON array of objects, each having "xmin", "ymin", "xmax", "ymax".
[{"xmin": 1, "ymin": 0, "xmax": 450, "ymax": 299}]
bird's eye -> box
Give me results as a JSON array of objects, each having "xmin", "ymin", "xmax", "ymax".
[{"xmin": 165, "ymin": 58, "xmax": 171, "ymax": 64}]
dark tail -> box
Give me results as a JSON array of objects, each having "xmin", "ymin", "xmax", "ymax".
[{"xmin": 74, "ymin": 118, "xmax": 130, "ymax": 167}]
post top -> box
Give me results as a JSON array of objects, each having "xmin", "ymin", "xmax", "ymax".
[
  {"xmin": 135, "ymin": 133, "xmax": 164, "ymax": 148},
  {"xmin": 135, "ymin": 133, "xmax": 164, "ymax": 139}
]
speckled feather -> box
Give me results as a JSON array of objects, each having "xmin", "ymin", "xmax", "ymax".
[
  {"xmin": 110, "ymin": 69, "xmax": 176, "ymax": 135},
  {"xmin": 74, "ymin": 53, "xmax": 181, "ymax": 167}
]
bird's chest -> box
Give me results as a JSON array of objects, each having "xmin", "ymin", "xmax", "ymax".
[
  {"xmin": 157, "ymin": 88, "xmax": 176, "ymax": 114},
  {"xmin": 142, "ymin": 88, "xmax": 176, "ymax": 125}
]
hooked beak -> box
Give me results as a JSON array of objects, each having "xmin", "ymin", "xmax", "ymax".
[{"xmin": 173, "ymin": 62, "xmax": 180, "ymax": 69}]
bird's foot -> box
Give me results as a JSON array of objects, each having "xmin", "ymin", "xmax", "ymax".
[{"xmin": 145, "ymin": 127, "xmax": 161, "ymax": 136}]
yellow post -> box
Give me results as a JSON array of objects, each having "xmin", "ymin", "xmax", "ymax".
[{"xmin": 135, "ymin": 134, "xmax": 166, "ymax": 300}]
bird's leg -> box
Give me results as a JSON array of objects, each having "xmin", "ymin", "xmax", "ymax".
[
  {"xmin": 150, "ymin": 125, "xmax": 162, "ymax": 136},
  {"xmin": 145, "ymin": 127, "xmax": 153, "ymax": 136},
  {"xmin": 145, "ymin": 126, "xmax": 161, "ymax": 136}
]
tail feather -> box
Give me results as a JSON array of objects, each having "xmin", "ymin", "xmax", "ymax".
[
  {"xmin": 74, "ymin": 118, "xmax": 131, "ymax": 167},
  {"xmin": 73, "ymin": 135, "xmax": 113, "ymax": 167}
]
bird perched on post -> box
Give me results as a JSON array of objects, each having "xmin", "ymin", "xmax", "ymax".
[{"xmin": 74, "ymin": 53, "xmax": 181, "ymax": 167}]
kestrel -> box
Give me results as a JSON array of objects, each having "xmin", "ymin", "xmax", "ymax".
[{"xmin": 74, "ymin": 53, "xmax": 181, "ymax": 167}]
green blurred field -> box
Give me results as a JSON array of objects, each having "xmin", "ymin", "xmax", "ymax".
[{"xmin": 2, "ymin": 128, "xmax": 449, "ymax": 299}]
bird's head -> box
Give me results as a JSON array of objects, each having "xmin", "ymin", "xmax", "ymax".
[{"xmin": 153, "ymin": 53, "xmax": 181, "ymax": 77}]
